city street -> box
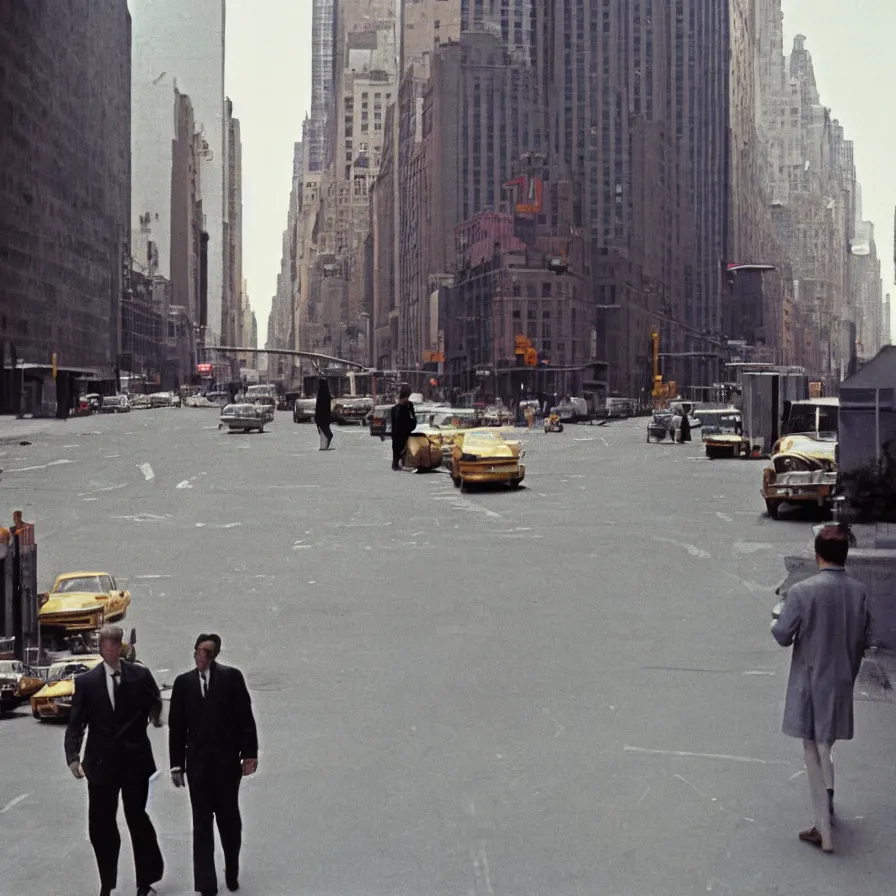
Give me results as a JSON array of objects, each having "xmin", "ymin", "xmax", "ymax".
[{"xmin": 1, "ymin": 409, "xmax": 895, "ymax": 896}]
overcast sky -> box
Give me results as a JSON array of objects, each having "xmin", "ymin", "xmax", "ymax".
[{"xmin": 225, "ymin": 0, "xmax": 894, "ymax": 338}]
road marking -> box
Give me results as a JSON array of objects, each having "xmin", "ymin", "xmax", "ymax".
[
  {"xmin": 138, "ymin": 462, "xmax": 155, "ymax": 480},
  {"xmin": 472, "ymin": 843, "xmax": 494, "ymax": 896},
  {"xmin": 715, "ymin": 512, "xmax": 733, "ymax": 522},
  {"xmin": 134, "ymin": 575, "xmax": 171, "ymax": 579},
  {"xmin": 743, "ymin": 670, "xmax": 776, "ymax": 676},
  {"xmin": 624, "ymin": 745, "xmax": 789, "ymax": 766},
  {"xmin": 651, "ymin": 536, "xmax": 711, "ymax": 559},
  {"xmin": 176, "ymin": 480, "xmax": 193, "ymax": 489},
  {"xmin": 0, "ymin": 793, "xmax": 29, "ymax": 813},
  {"xmin": 673, "ymin": 773, "xmax": 709, "ymax": 799},
  {"xmin": 7, "ymin": 459, "xmax": 73, "ymax": 472}
]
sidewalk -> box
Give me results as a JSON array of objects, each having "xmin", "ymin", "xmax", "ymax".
[{"xmin": 0, "ymin": 416, "xmax": 60, "ymax": 444}]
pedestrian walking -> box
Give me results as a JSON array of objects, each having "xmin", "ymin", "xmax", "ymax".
[
  {"xmin": 168, "ymin": 633, "xmax": 259, "ymax": 896},
  {"xmin": 390, "ymin": 384, "xmax": 417, "ymax": 470},
  {"xmin": 64, "ymin": 625, "xmax": 165, "ymax": 896},
  {"xmin": 314, "ymin": 378, "xmax": 334, "ymax": 450},
  {"xmin": 678, "ymin": 407, "xmax": 692, "ymax": 443},
  {"xmin": 771, "ymin": 523, "xmax": 873, "ymax": 854}
]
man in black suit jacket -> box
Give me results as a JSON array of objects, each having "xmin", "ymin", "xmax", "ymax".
[
  {"xmin": 64, "ymin": 625, "xmax": 165, "ymax": 896},
  {"xmin": 169, "ymin": 633, "xmax": 259, "ymax": 896}
]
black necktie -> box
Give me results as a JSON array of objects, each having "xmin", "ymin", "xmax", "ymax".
[
  {"xmin": 112, "ymin": 671, "xmax": 120, "ymax": 708},
  {"xmin": 200, "ymin": 671, "xmax": 207, "ymax": 698}
]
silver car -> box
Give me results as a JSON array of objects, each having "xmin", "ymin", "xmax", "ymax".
[{"xmin": 219, "ymin": 403, "xmax": 266, "ymax": 433}]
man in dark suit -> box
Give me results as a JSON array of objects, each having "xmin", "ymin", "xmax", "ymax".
[
  {"xmin": 64, "ymin": 625, "xmax": 165, "ymax": 896},
  {"xmin": 169, "ymin": 633, "xmax": 259, "ymax": 895}
]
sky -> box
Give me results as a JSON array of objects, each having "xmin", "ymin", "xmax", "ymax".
[
  {"xmin": 225, "ymin": 0, "xmax": 313, "ymax": 338},
  {"xmin": 225, "ymin": 0, "xmax": 894, "ymax": 339}
]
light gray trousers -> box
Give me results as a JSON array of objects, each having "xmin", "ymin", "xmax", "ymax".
[{"xmin": 803, "ymin": 740, "xmax": 834, "ymax": 838}]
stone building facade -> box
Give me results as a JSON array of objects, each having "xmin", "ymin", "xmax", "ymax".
[{"xmin": 0, "ymin": 0, "xmax": 131, "ymax": 412}]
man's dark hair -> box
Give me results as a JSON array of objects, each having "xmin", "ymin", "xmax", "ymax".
[
  {"xmin": 399, "ymin": 385, "xmax": 412, "ymax": 400},
  {"xmin": 194, "ymin": 632, "xmax": 222, "ymax": 656},
  {"xmin": 814, "ymin": 523, "xmax": 854, "ymax": 567}
]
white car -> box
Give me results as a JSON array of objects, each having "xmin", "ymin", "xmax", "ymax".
[{"xmin": 101, "ymin": 394, "xmax": 130, "ymax": 413}]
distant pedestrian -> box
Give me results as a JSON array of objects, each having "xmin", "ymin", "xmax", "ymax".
[
  {"xmin": 390, "ymin": 385, "xmax": 417, "ymax": 470},
  {"xmin": 678, "ymin": 408, "xmax": 692, "ymax": 443},
  {"xmin": 314, "ymin": 378, "xmax": 334, "ymax": 450},
  {"xmin": 64, "ymin": 625, "xmax": 165, "ymax": 896},
  {"xmin": 169, "ymin": 633, "xmax": 259, "ymax": 896},
  {"xmin": 771, "ymin": 523, "xmax": 872, "ymax": 854}
]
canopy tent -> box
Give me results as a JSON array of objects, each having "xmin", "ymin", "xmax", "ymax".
[{"xmin": 838, "ymin": 346, "xmax": 896, "ymax": 477}]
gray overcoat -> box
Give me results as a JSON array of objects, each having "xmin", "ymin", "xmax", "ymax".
[{"xmin": 771, "ymin": 567, "xmax": 871, "ymax": 744}]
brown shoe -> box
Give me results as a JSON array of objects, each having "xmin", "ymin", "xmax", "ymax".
[
  {"xmin": 799, "ymin": 827, "xmax": 834, "ymax": 853},
  {"xmin": 799, "ymin": 826, "xmax": 822, "ymax": 846}
]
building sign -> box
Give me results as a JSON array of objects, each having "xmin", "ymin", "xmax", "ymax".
[{"xmin": 197, "ymin": 363, "xmax": 213, "ymax": 375}]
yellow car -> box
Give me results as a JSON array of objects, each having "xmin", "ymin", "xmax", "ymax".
[
  {"xmin": 761, "ymin": 433, "xmax": 838, "ymax": 519},
  {"xmin": 450, "ymin": 430, "xmax": 525, "ymax": 490},
  {"xmin": 30, "ymin": 655, "xmax": 103, "ymax": 720},
  {"xmin": 39, "ymin": 572, "xmax": 131, "ymax": 631}
]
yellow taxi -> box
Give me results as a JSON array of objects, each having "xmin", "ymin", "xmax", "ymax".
[
  {"xmin": 39, "ymin": 572, "xmax": 131, "ymax": 631},
  {"xmin": 450, "ymin": 430, "xmax": 525, "ymax": 490},
  {"xmin": 30, "ymin": 655, "xmax": 103, "ymax": 720}
]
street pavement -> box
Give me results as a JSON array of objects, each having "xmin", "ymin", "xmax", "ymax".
[{"xmin": 1, "ymin": 408, "xmax": 894, "ymax": 896}]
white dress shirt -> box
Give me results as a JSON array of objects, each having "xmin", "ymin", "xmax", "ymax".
[{"xmin": 103, "ymin": 661, "xmax": 121, "ymax": 710}]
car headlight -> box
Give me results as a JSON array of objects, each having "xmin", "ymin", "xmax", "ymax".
[{"xmin": 52, "ymin": 697, "xmax": 72, "ymax": 705}]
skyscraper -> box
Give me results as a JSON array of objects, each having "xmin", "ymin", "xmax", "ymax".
[
  {"xmin": 304, "ymin": 0, "xmax": 335, "ymax": 173},
  {"xmin": 0, "ymin": 0, "xmax": 131, "ymax": 412},
  {"xmin": 131, "ymin": 0, "xmax": 226, "ymax": 341},
  {"xmin": 460, "ymin": 0, "xmax": 533, "ymax": 61}
]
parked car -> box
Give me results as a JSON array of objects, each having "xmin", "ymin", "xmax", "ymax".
[
  {"xmin": 0, "ymin": 659, "xmax": 44, "ymax": 711},
  {"xmin": 293, "ymin": 398, "xmax": 317, "ymax": 423},
  {"xmin": 450, "ymin": 430, "xmax": 525, "ymax": 491},
  {"xmin": 219, "ymin": 403, "xmax": 266, "ymax": 433},
  {"xmin": 700, "ymin": 408, "xmax": 743, "ymax": 458},
  {"xmin": 101, "ymin": 394, "xmax": 130, "ymax": 413},
  {"xmin": 80, "ymin": 393, "xmax": 103, "ymax": 414},
  {"xmin": 761, "ymin": 433, "xmax": 838, "ymax": 519},
  {"xmin": 30, "ymin": 656, "xmax": 103, "ymax": 720}
]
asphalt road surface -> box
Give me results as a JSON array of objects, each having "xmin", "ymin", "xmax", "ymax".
[{"xmin": 1, "ymin": 409, "xmax": 894, "ymax": 896}]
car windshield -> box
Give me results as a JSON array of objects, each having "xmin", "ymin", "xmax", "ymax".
[
  {"xmin": 54, "ymin": 575, "xmax": 112, "ymax": 594},
  {"xmin": 700, "ymin": 412, "xmax": 740, "ymax": 428},
  {"xmin": 464, "ymin": 432, "xmax": 504, "ymax": 446},
  {"xmin": 48, "ymin": 661, "xmax": 96, "ymax": 681}
]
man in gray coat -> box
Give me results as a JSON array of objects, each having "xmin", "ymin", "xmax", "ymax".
[{"xmin": 772, "ymin": 523, "xmax": 872, "ymax": 854}]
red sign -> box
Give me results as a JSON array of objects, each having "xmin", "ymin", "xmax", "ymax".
[{"xmin": 197, "ymin": 363, "xmax": 213, "ymax": 375}]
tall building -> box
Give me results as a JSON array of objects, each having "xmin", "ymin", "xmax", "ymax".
[
  {"xmin": 0, "ymin": 0, "xmax": 131, "ymax": 414},
  {"xmin": 223, "ymin": 98, "xmax": 244, "ymax": 348},
  {"xmin": 131, "ymin": 0, "xmax": 226, "ymax": 342},
  {"xmin": 299, "ymin": 0, "xmax": 397, "ymax": 364},
  {"xmin": 460, "ymin": 0, "xmax": 532, "ymax": 61},
  {"xmin": 850, "ymin": 214, "xmax": 883, "ymax": 363},
  {"xmin": 169, "ymin": 89, "xmax": 205, "ymax": 333},
  {"xmin": 757, "ymin": 7, "xmax": 857, "ymax": 381},
  {"xmin": 883, "ymin": 294, "xmax": 891, "ymax": 348},
  {"xmin": 303, "ymin": 0, "xmax": 335, "ymax": 174}
]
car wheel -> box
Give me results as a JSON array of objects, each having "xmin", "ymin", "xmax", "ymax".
[
  {"xmin": 32, "ymin": 710, "xmax": 40, "ymax": 720},
  {"xmin": 557, "ymin": 424, "xmax": 564, "ymax": 433},
  {"xmin": 258, "ymin": 426, "xmax": 264, "ymax": 433},
  {"xmin": 510, "ymin": 478, "xmax": 522, "ymax": 489},
  {"xmin": 766, "ymin": 499, "xmax": 780, "ymax": 520}
]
